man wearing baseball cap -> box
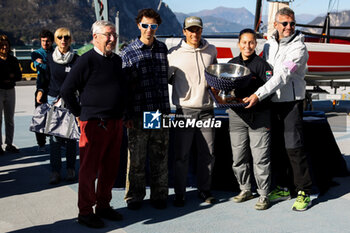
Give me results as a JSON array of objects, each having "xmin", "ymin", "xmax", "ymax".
[{"xmin": 168, "ymin": 16, "xmax": 218, "ymax": 207}]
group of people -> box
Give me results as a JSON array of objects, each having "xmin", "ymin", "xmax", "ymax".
[
  {"xmin": 32, "ymin": 28, "xmax": 78, "ymax": 184},
  {"xmin": 2, "ymin": 6, "xmax": 313, "ymax": 229},
  {"xmin": 227, "ymin": 6, "xmax": 312, "ymax": 212}
]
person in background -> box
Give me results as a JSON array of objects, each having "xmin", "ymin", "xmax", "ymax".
[
  {"xmin": 168, "ymin": 16, "xmax": 217, "ymax": 207},
  {"xmin": 61, "ymin": 20, "xmax": 126, "ymax": 229},
  {"xmin": 227, "ymin": 28, "xmax": 272, "ymax": 210},
  {"xmin": 121, "ymin": 8, "xmax": 170, "ymax": 210},
  {"xmin": 42, "ymin": 27, "xmax": 79, "ymax": 184},
  {"xmin": 0, "ymin": 34, "xmax": 22, "ymax": 154},
  {"xmin": 244, "ymin": 7, "xmax": 313, "ymax": 211},
  {"xmin": 31, "ymin": 29, "xmax": 54, "ymax": 152}
]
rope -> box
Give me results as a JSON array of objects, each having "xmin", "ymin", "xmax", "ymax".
[{"xmin": 205, "ymin": 70, "xmax": 251, "ymax": 92}]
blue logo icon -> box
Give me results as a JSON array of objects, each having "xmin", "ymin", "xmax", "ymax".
[{"xmin": 143, "ymin": 110, "xmax": 162, "ymax": 129}]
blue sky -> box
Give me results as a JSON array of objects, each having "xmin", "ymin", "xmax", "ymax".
[{"xmin": 164, "ymin": 0, "xmax": 350, "ymax": 16}]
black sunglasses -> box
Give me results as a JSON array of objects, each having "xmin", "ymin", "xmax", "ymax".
[
  {"xmin": 139, "ymin": 23, "xmax": 158, "ymax": 30},
  {"xmin": 57, "ymin": 35, "xmax": 71, "ymax": 40},
  {"xmin": 277, "ymin": 21, "xmax": 296, "ymax": 27}
]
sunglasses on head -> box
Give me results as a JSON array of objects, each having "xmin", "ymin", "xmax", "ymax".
[
  {"xmin": 277, "ymin": 21, "xmax": 296, "ymax": 27},
  {"xmin": 57, "ymin": 35, "xmax": 71, "ymax": 40},
  {"xmin": 139, "ymin": 23, "xmax": 158, "ymax": 30}
]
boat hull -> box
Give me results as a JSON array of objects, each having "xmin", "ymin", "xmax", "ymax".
[{"xmin": 162, "ymin": 37, "xmax": 350, "ymax": 81}]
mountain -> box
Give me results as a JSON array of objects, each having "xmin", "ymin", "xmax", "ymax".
[
  {"xmin": 0, "ymin": 0, "xmax": 182, "ymax": 45},
  {"xmin": 200, "ymin": 16, "xmax": 245, "ymax": 33},
  {"xmin": 174, "ymin": 7, "xmax": 254, "ymax": 34},
  {"xmin": 297, "ymin": 14, "xmax": 318, "ymax": 24},
  {"xmin": 174, "ymin": 7, "xmax": 318, "ymax": 34},
  {"xmin": 174, "ymin": 12, "xmax": 244, "ymax": 34},
  {"xmin": 305, "ymin": 10, "xmax": 350, "ymax": 37},
  {"xmin": 192, "ymin": 7, "xmax": 255, "ymax": 26}
]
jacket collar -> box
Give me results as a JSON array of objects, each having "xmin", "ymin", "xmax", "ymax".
[
  {"xmin": 238, "ymin": 52, "xmax": 257, "ymax": 64},
  {"xmin": 135, "ymin": 37, "xmax": 159, "ymax": 50},
  {"xmin": 273, "ymin": 30, "xmax": 302, "ymax": 45}
]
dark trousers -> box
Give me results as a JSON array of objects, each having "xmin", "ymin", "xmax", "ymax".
[
  {"xmin": 271, "ymin": 101, "xmax": 313, "ymax": 194},
  {"xmin": 173, "ymin": 108, "xmax": 215, "ymax": 195},
  {"xmin": 78, "ymin": 119, "xmax": 123, "ymax": 215},
  {"xmin": 34, "ymin": 90, "xmax": 47, "ymax": 147},
  {"xmin": 49, "ymin": 136, "xmax": 76, "ymax": 172}
]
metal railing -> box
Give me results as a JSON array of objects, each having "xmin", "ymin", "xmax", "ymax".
[
  {"xmin": 12, "ymin": 48, "xmax": 36, "ymax": 57},
  {"xmin": 12, "ymin": 48, "xmax": 80, "ymax": 58}
]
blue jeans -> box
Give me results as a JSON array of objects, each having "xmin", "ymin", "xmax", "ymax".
[{"xmin": 48, "ymin": 95, "xmax": 77, "ymax": 172}]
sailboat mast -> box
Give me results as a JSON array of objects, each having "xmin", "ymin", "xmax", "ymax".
[{"xmin": 254, "ymin": 0, "xmax": 262, "ymax": 32}]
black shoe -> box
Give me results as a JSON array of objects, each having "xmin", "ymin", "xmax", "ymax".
[
  {"xmin": 0, "ymin": 147, "xmax": 4, "ymax": 155},
  {"xmin": 173, "ymin": 194, "xmax": 185, "ymax": 207},
  {"xmin": 95, "ymin": 207, "xmax": 123, "ymax": 221},
  {"xmin": 5, "ymin": 144, "xmax": 19, "ymax": 153},
  {"xmin": 78, "ymin": 213, "xmax": 104, "ymax": 228},
  {"xmin": 49, "ymin": 172, "xmax": 60, "ymax": 185},
  {"xmin": 65, "ymin": 168, "xmax": 76, "ymax": 181},
  {"xmin": 127, "ymin": 200, "xmax": 142, "ymax": 210},
  {"xmin": 198, "ymin": 190, "xmax": 216, "ymax": 204},
  {"xmin": 151, "ymin": 199, "xmax": 167, "ymax": 209},
  {"xmin": 37, "ymin": 145, "xmax": 46, "ymax": 152}
]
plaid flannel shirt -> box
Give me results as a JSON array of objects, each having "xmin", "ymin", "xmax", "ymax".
[{"xmin": 121, "ymin": 38, "xmax": 170, "ymax": 116}]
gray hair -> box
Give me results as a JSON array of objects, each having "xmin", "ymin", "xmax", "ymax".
[
  {"xmin": 275, "ymin": 7, "xmax": 295, "ymax": 21},
  {"xmin": 91, "ymin": 20, "xmax": 116, "ymax": 35}
]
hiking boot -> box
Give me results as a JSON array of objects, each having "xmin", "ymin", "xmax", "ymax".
[
  {"xmin": 65, "ymin": 168, "xmax": 76, "ymax": 181},
  {"xmin": 78, "ymin": 213, "xmax": 104, "ymax": 228},
  {"xmin": 150, "ymin": 199, "xmax": 167, "ymax": 209},
  {"xmin": 233, "ymin": 190, "xmax": 254, "ymax": 203},
  {"xmin": 255, "ymin": 195, "xmax": 270, "ymax": 210},
  {"xmin": 5, "ymin": 144, "xmax": 19, "ymax": 153},
  {"xmin": 95, "ymin": 207, "xmax": 123, "ymax": 221},
  {"xmin": 268, "ymin": 186, "xmax": 291, "ymax": 202},
  {"xmin": 173, "ymin": 194, "xmax": 185, "ymax": 207},
  {"xmin": 49, "ymin": 172, "xmax": 60, "ymax": 185},
  {"xmin": 198, "ymin": 190, "xmax": 216, "ymax": 204},
  {"xmin": 292, "ymin": 191, "xmax": 311, "ymax": 211}
]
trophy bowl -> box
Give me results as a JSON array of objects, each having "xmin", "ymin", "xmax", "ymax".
[{"xmin": 205, "ymin": 63, "xmax": 251, "ymax": 107}]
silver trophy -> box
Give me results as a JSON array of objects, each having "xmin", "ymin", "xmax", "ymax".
[{"xmin": 205, "ymin": 63, "xmax": 251, "ymax": 106}]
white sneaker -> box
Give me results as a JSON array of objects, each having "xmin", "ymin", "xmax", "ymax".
[
  {"xmin": 233, "ymin": 190, "xmax": 254, "ymax": 203},
  {"xmin": 255, "ymin": 195, "xmax": 270, "ymax": 210}
]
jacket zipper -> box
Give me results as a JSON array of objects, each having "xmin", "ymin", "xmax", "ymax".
[{"xmin": 292, "ymin": 81, "xmax": 296, "ymax": 100}]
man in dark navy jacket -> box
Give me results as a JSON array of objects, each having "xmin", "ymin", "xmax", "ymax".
[
  {"xmin": 31, "ymin": 29, "xmax": 54, "ymax": 152},
  {"xmin": 61, "ymin": 20, "xmax": 127, "ymax": 229}
]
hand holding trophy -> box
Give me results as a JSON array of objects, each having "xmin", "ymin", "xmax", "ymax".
[{"xmin": 205, "ymin": 63, "xmax": 251, "ymax": 108}]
